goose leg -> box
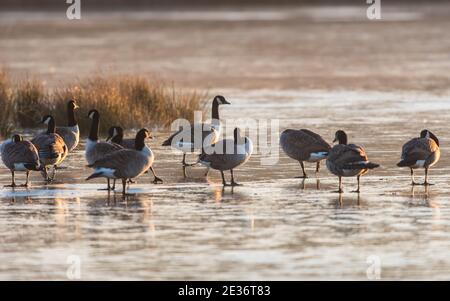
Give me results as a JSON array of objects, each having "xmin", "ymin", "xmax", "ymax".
[
  {"xmin": 423, "ymin": 167, "xmax": 434, "ymax": 186},
  {"xmin": 20, "ymin": 171, "xmax": 30, "ymax": 187},
  {"xmin": 410, "ymin": 168, "xmax": 419, "ymax": 185},
  {"xmin": 98, "ymin": 179, "xmax": 113, "ymax": 191},
  {"xmin": 182, "ymin": 153, "xmax": 188, "ymax": 178},
  {"xmin": 295, "ymin": 161, "xmax": 308, "ymax": 178},
  {"xmin": 352, "ymin": 176, "xmax": 360, "ymax": 193},
  {"xmin": 335, "ymin": 176, "xmax": 343, "ymax": 193},
  {"xmin": 150, "ymin": 167, "xmax": 163, "ymax": 184},
  {"xmin": 204, "ymin": 167, "xmax": 210, "ymax": 177},
  {"xmin": 220, "ymin": 170, "xmax": 228, "ymax": 186},
  {"xmin": 122, "ymin": 179, "xmax": 127, "ymax": 195},
  {"xmin": 316, "ymin": 162, "xmax": 320, "ymax": 173},
  {"xmin": 5, "ymin": 170, "xmax": 16, "ymax": 187},
  {"xmin": 230, "ymin": 169, "xmax": 242, "ymax": 186},
  {"xmin": 112, "ymin": 179, "xmax": 116, "ymax": 190}
]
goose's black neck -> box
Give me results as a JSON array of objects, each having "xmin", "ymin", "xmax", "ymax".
[
  {"xmin": 89, "ymin": 115, "xmax": 99, "ymax": 141},
  {"xmin": 67, "ymin": 104, "xmax": 77, "ymax": 127},
  {"xmin": 211, "ymin": 100, "xmax": 220, "ymax": 120},
  {"xmin": 47, "ymin": 118, "xmax": 56, "ymax": 134},
  {"xmin": 135, "ymin": 130, "xmax": 146, "ymax": 151},
  {"xmin": 111, "ymin": 132, "xmax": 123, "ymax": 144}
]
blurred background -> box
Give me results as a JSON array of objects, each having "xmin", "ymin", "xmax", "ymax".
[{"xmin": 1, "ymin": 0, "xmax": 449, "ymax": 91}]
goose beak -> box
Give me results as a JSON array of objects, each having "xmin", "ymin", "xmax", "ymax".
[
  {"xmin": 223, "ymin": 99, "xmax": 231, "ymax": 105},
  {"xmin": 333, "ymin": 138, "xmax": 337, "ymax": 143},
  {"xmin": 106, "ymin": 135, "xmax": 112, "ymax": 142}
]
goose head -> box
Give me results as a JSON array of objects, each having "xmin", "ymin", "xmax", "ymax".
[
  {"xmin": 333, "ymin": 130, "xmax": 348, "ymax": 145},
  {"xmin": 87, "ymin": 109, "xmax": 99, "ymax": 120},
  {"xmin": 12, "ymin": 134, "xmax": 23, "ymax": 143},
  {"xmin": 420, "ymin": 129, "xmax": 439, "ymax": 146},
  {"xmin": 68, "ymin": 99, "xmax": 79, "ymax": 111},
  {"xmin": 41, "ymin": 115, "xmax": 54, "ymax": 125},
  {"xmin": 135, "ymin": 128, "xmax": 152, "ymax": 151},
  {"xmin": 107, "ymin": 126, "xmax": 123, "ymax": 143},
  {"xmin": 213, "ymin": 95, "xmax": 230, "ymax": 106}
]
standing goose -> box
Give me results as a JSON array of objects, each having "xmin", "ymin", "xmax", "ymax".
[
  {"xmin": 107, "ymin": 126, "xmax": 163, "ymax": 184},
  {"xmin": 326, "ymin": 130, "xmax": 379, "ymax": 193},
  {"xmin": 31, "ymin": 115, "xmax": 68, "ymax": 182},
  {"xmin": 397, "ymin": 129, "xmax": 440, "ymax": 185},
  {"xmin": 85, "ymin": 109, "xmax": 123, "ymax": 190},
  {"xmin": 1, "ymin": 134, "xmax": 41, "ymax": 187},
  {"xmin": 198, "ymin": 128, "xmax": 253, "ymax": 186},
  {"xmin": 280, "ymin": 129, "xmax": 331, "ymax": 178},
  {"xmin": 162, "ymin": 95, "xmax": 230, "ymax": 177},
  {"xmin": 55, "ymin": 99, "xmax": 80, "ymax": 152},
  {"xmin": 86, "ymin": 129, "xmax": 155, "ymax": 195}
]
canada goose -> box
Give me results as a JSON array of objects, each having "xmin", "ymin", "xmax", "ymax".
[
  {"xmin": 107, "ymin": 126, "xmax": 163, "ymax": 184},
  {"xmin": 326, "ymin": 130, "xmax": 379, "ymax": 193},
  {"xmin": 1, "ymin": 134, "xmax": 41, "ymax": 187},
  {"xmin": 86, "ymin": 129, "xmax": 154, "ymax": 195},
  {"xmin": 55, "ymin": 99, "xmax": 80, "ymax": 152},
  {"xmin": 162, "ymin": 95, "xmax": 230, "ymax": 177},
  {"xmin": 397, "ymin": 129, "xmax": 440, "ymax": 185},
  {"xmin": 85, "ymin": 109, "xmax": 123, "ymax": 190},
  {"xmin": 280, "ymin": 129, "xmax": 331, "ymax": 178},
  {"xmin": 198, "ymin": 128, "xmax": 253, "ymax": 186},
  {"xmin": 31, "ymin": 115, "xmax": 68, "ymax": 182}
]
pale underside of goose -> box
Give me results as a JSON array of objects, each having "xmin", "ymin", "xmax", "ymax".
[
  {"xmin": 56, "ymin": 125, "xmax": 80, "ymax": 152},
  {"xmin": 280, "ymin": 129, "xmax": 331, "ymax": 177}
]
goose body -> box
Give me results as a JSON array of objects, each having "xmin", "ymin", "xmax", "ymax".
[
  {"xmin": 31, "ymin": 115, "xmax": 68, "ymax": 182},
  {"xmin": 199, "ymin": 128, "xmax": 253, "ymax": 186},
  {"xmin": 1, "ymin": 134, "xmax": 41, "ymax": 187},
  {"xmin": 107, "ymin": 126, "xmax": 163, "ymax": 184},
  {"xmin": 326, "ymin": 130, "xmax": 379, "ymax": 193},
  {"xmin": 55, "ymin": 100, "xmax": 80, "ymax": 152},
  {"xmin": 397, "ymin": 129, "xmax": 440, "ymax": 185},
  {"xmin": 86, "ymin": 129, "xmax": 154, "ymax": 194},
  {"xmin": 162, "ymin": 95, "xmax": 230, "ymax": 177},
  {"xmin": 280, "ymin": 129, "xmax": 331, "ymax": 177}
]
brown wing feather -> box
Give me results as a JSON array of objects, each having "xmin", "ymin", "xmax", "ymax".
[
  {"xmin": 1, "ymin": 140, "xmax": 40, "ymax": 169},
  {"xmin": 281, "ymin": 129, "xmax": 330, "ymax": 161}
]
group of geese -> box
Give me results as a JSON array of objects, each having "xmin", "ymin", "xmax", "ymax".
[{"xmin": 0, "ymin": 95, "xmax": 441, "ymax": 194}]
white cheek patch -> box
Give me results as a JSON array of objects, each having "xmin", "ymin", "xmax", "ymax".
[{"xmin": 89, "ymin": 112, "xmax": 95, "ymax": 119}]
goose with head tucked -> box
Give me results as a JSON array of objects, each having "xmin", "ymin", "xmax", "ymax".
[
  {"xmin": 198, "ymin": 128, "xmax": 253, "ymax": 186},
  {"xmin": 31, "ymin": 115, "xmax": 68, "ymax": 182},
  {"xmin": 326, "ymin": 130, "xmax": 379, "ymax": 193},
  {"xmin": 1, "ymin": 134, "xmax": 41, "ymax": 187},
  {"xmin": 85, "ymin": 109, "xmax": 123, "ymax": 190},
  {"xmin": 55, "ymin": 99, "xmax": 80, "ymax": 152},
  {"xmin": 86, "ymin": 129, "xmax": 155, "ymax": 195},
  {"xmin": 397, "ymin": 129, "xmax": 440, "ymax": 186},
  {"xmin": 162, "ymin": 95, "xmax": 230, "ymax": 177},
  {"xmin": 280, "ymin": 128, "xmax": 331, "ymax": 178},
  {"xmin": 107, "ymin": 126, "xmax": 163, "ymax": 184}
]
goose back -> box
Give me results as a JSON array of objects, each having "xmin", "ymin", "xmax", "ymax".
[
  {"xmin": 1, "ymin": 139, "xmax": 40, "ymax": 171},
  {"xmin": 399, "ymin": 137, "xmax": 440, "ymax": 168},
  {"xmin": 280, "ymin": 129, "xmax": 330, "ymax": 162},
  {"xmin": 326, "ymin": 144, "xmax": 369, "ymax": 177}
]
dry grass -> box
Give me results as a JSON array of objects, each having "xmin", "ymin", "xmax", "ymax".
[{"xmin": 0, "ymin": 71, "xmax": 208, "ymax": 138}]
